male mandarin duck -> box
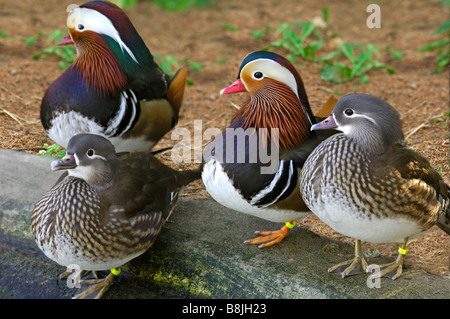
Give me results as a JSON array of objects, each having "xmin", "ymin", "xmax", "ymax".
[
  {"xmin": 40, "ymin": 1, "xmax": 187, "ymax": 152},
  {"xmin": 300, "ymin": 94, "xmax": 450, "ymax": 280},
  {"xmin": 202, "ymin": 51, "xmax": 336, "ymax": 248},
  {"xmin": 32, "ymin": 133, "xmax": 201, "ymax": 298}
]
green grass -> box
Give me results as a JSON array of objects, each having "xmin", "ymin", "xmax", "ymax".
[
  {"xmin": 145, "ymin": 0, "xmax": 215, "ymax": 11},
  {"xmin": 38, "ymin": 143, "xmax": 66, "ymax": 159},
  {"xmin": 154, "ymin": 54, "xmax": 180, "ymax": 75},
  {"xmin": 418, "ymin": 19, "xmax": 450, "ymax": 73},
  {"xmin": 152, "ymin": 0, "xmax": 215, "ymax": 11},
  {"xmin": 434, "ymin": 110, "xmax": 450, "ymax": 129},
  {"xmin": 31, "ymin": 29, "xmax": 76, "ymax": 70},
  {"xmin": 264, "ymin": 21, "xmax": 325, "ymax": 63},
  {"xmin": 320, "ymin": 43, "xmax": 394, "ymax": 84},
  {"xmin": 222, "ymin": 23, "xmax": 239, "ymax": 32},
  {"xmin": 113, "ymin": 0, "xmax": 140, "ymax": 7},
  {"xmin": 0, "ymin": 30, "xmax": 11, "ymax": 38},
  {"xmin": 258, "ymin": 7, "xmax": 399, "ymax": 84},
  {"xmin": 113, "ymin": 0, "xmax": 216, "ymax": 10},
  {"xmin": 114, "ymin": 0, "xmax": 217, "ymax": 10},
  {"xmin": 154, "ymin": 54, "xmax": 202, "ymax": 85}
]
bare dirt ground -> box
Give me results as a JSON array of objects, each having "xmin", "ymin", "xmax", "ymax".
[{"xmin": 0, "ymin": 0, "xmax": 448, "ymax": 279}]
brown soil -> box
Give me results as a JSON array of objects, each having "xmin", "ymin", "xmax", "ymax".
[{"xmin": 1, "ymin": 0, "xmax": 448, "ymax": 279}]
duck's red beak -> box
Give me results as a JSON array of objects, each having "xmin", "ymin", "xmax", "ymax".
[
  {"xmin": 220, "ymin": 79, "xmax": 247, "ymax": 95},
  {"xmin": 57, "ymin": 33, "xmax": 74, "ymax": 46}
]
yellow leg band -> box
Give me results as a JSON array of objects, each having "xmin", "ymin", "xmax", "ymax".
[
  {"xmin": 110, "ymin": 267, "xmax": 121, "ymax": 276},
  {"xmin": 285, "ymin": 221, "xmax": 296, "ymax": 229},
  {"xmin": 398, "ymin": 247, "xmax": 408, "ymax": 255}
]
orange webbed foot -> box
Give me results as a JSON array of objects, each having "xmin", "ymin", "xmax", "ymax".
[{"xmin": 244, "ymin": 221, "xmax": 295, "ymax": 248}]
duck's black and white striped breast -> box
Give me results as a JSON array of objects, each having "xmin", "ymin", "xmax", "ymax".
[
  {"xmin": 202, "ymin": 157, "xmax": 303, "ymax": 222},
  {"xmin": 202, "ymin": 120, "xmax": 308, "ymax": 222},
  {"xmin": 45, "ymin": 89, "xmax": 147, "ymax": 152}
]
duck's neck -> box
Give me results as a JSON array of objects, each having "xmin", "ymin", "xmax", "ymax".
[
  {"xmin": 232, "ymin": 81, "xmax": 312, "ymax": 150},
  {"xmin": 73, "ymin": 33, "xmax": 128, "ymax": 97}
]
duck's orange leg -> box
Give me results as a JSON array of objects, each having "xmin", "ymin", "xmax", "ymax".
[{"xmin": 244, "ymin": 220, "xmax": 296, "ymax": 248}]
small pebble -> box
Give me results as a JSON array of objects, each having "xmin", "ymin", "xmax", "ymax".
[
  {"xmin": 322, "ymin": 243, "xmax": 340, "ymax": 253},
  {"xmin": 363, "ymin": 247, "xmax": 381, "ymax": 258}
]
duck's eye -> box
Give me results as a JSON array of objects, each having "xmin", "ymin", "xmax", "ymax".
[
  {"xmin": 253, "ymin": 71, "xmax": 263, "ymax": 79},
  {"xmin": 87, "ymin": 149, "xmax": 95, "ymax": 157},
  {"xmin": 344, "ymin": 108, "xmax": 354, "ymax": 116},
  {"xmin": 77, "ymin": 24, "xmax": 85, "ymax": 31}
]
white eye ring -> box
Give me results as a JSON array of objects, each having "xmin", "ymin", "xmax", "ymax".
[
  {"xmin": 87, "ymin": 149, "xmax": 95, "ymax": 157},
  {"xmin": 253, "ymin": 71, "xmax": 264, "ymax": 80},
  {"xmin": 77, "ymin": 24, "xmax": 85, "ymax": 31},
  {"xmin": 344, "ymin": 108, "xmax": 354, "ymax": 116}
]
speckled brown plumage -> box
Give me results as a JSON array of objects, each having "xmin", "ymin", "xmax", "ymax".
[
  {"xmin": 303, "ymin": 134, "xmax": 444, "ymax": 232},
  {"xmin": 300, "ymin": 94, "xmax": 449, "ymax": 280},
  {"xmin": 31, "ymin": 133, "xmax": 200, "ymax": 297}
]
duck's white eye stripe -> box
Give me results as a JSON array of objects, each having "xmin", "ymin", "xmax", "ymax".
[
  {"xmin": 67, "ymin": 6, "xmax": 139, "ymax": 64},
  {"xmin": 242, "ymin": 59, "xmax": 299, "ymax": 99},
  {"xmin": 352, "ymin": 113, "xmax": 378, "ymax": 127},
  {"xmin": 334, "ymin": 113, "xmax": 378, "ymax": 134},
  {"xmin": 91, "ymin": 154, "xmax": 107, "ymax": 161},
  {"xmin": 74, "ymin": 152, "xmax": 106, "ymax": 163}
]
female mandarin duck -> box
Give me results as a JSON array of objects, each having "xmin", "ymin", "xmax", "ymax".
[
  {"xmin": 300, "ymin": 94, "xmax": 450, "ymax": 280},
  {"xmin": 40, "ymin": 1, "xmax": 187, "ymax": 152},
  {"xmin": 32, "ymin": 133, "xmax": 200, "ymax": 298},
  {"xmin": 202, "ymin": 51, "xmax": 336, "ymax": 248}
]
